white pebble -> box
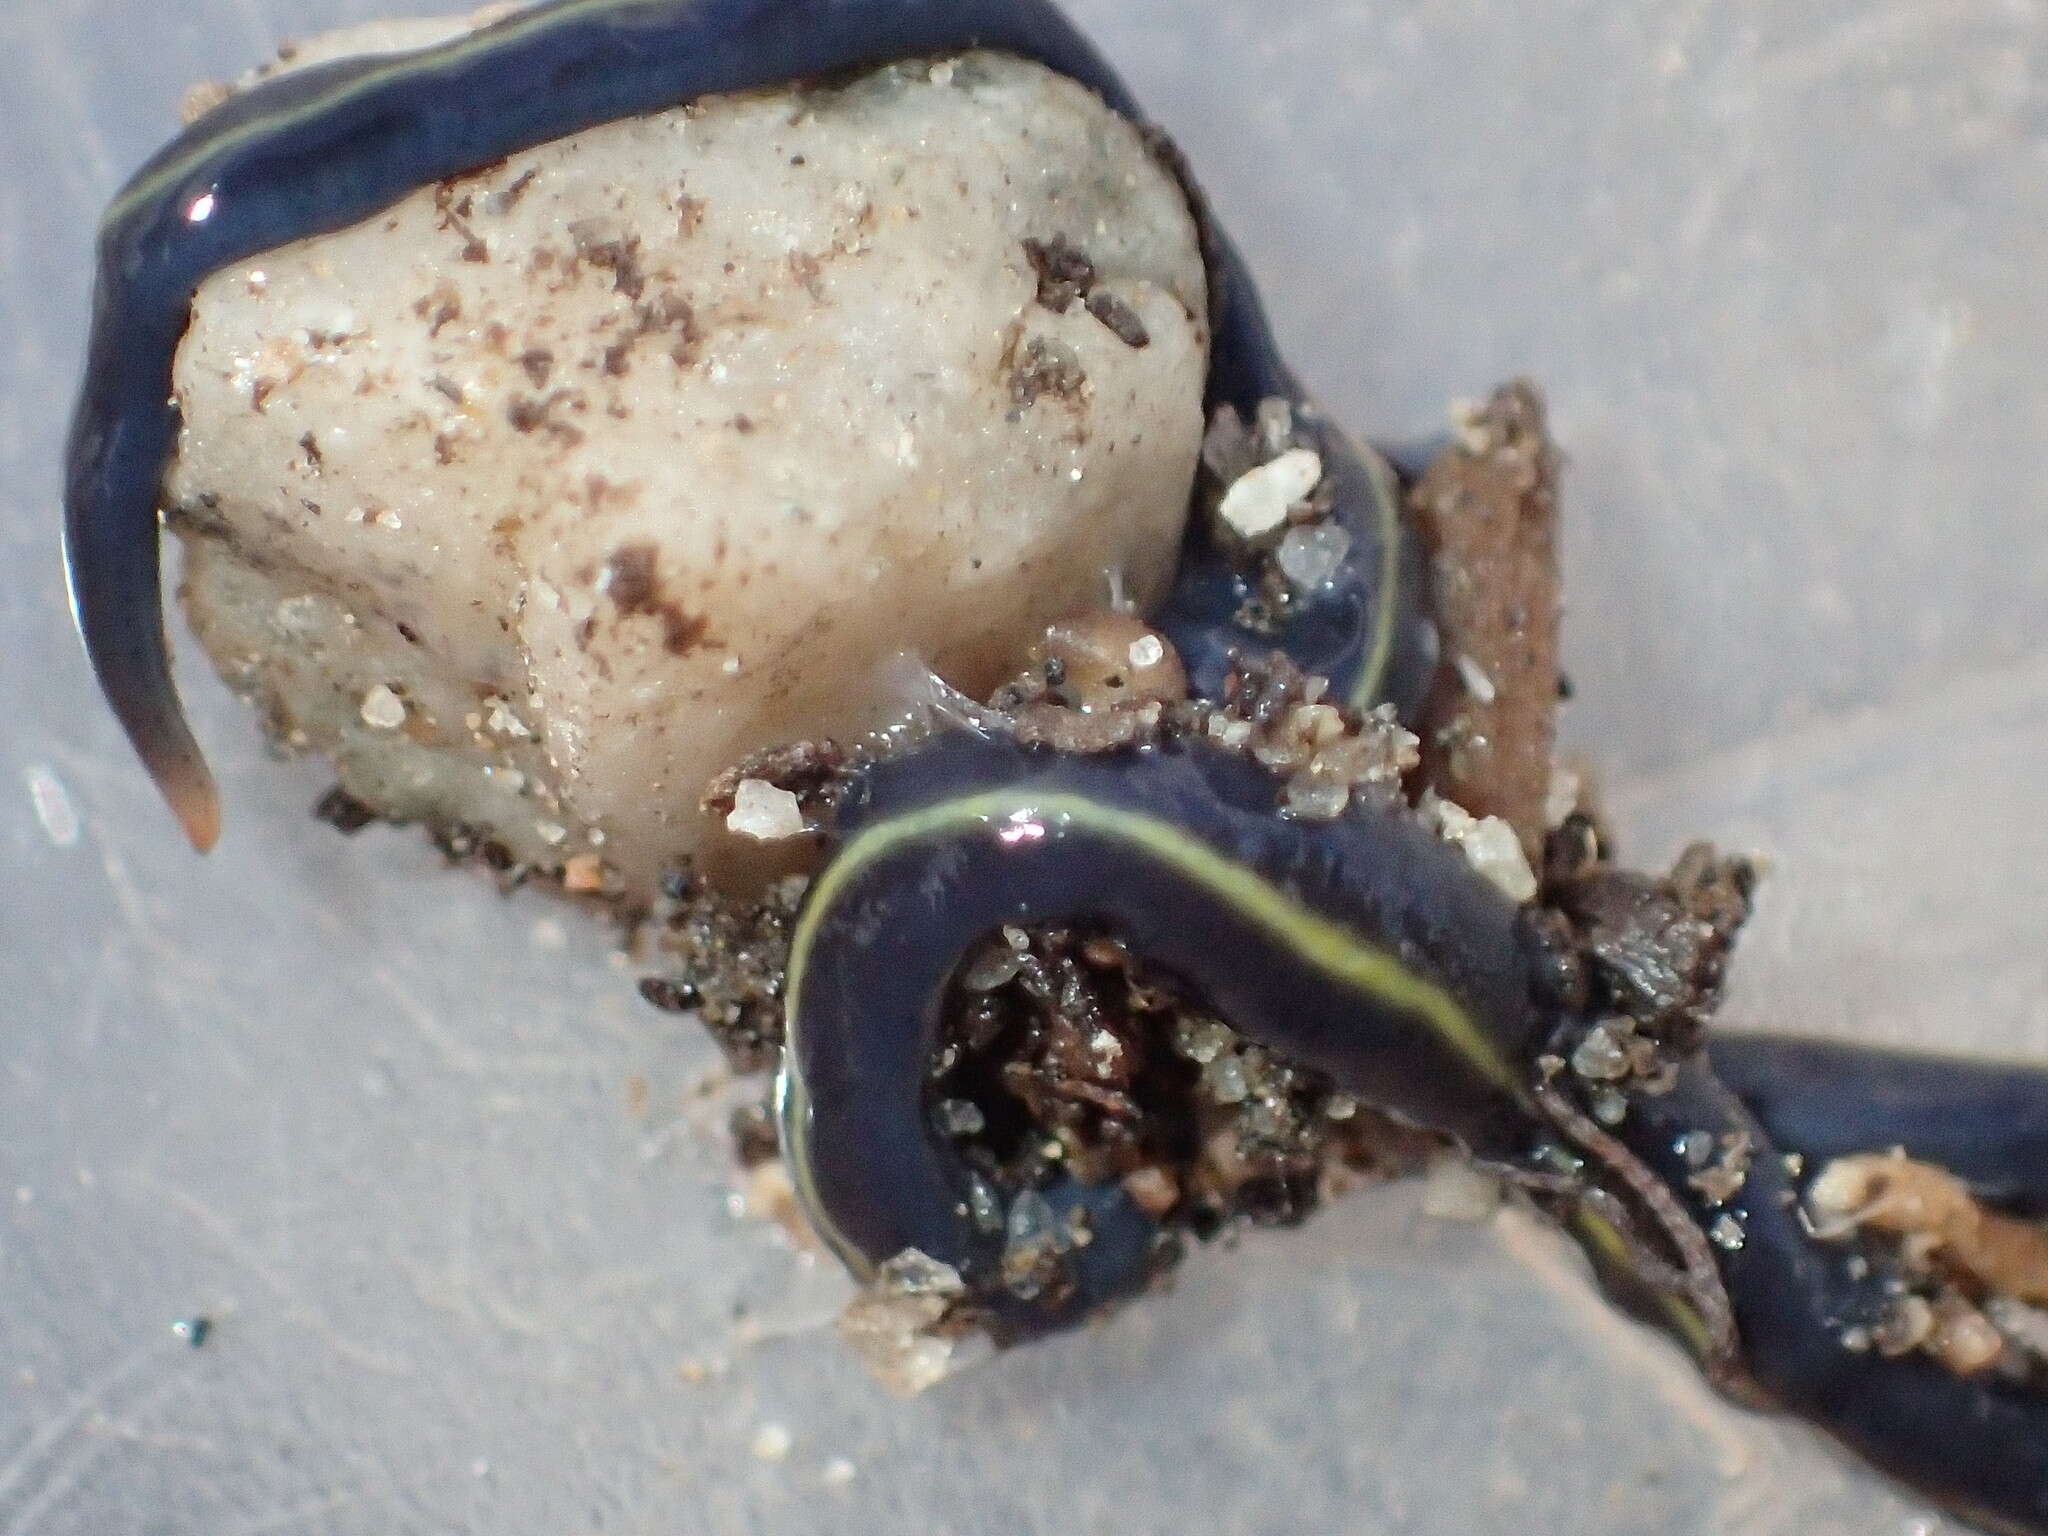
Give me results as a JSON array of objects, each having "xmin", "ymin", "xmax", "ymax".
[
  {"xmin": 358, "ymin": 684, "xmax": 407, "ymax": 730},
  {"xmin": 1420, "ymin": 793, "xmax": 1538, "ymax": 904},
  {"xmin": 1420, "ymin": 1153, "xmax": 1501, "ymax": 1222},
  {"xmin": 1219, "ymin": 448, "xmax": 1322, "ymax": 538},
  {"xmin": 1458, "ymin": 817, "xmax": 1538, "ymax": 904},
  {"xmin": 1203, "ymin": 1054, "xmax": 1250, "ymax": 1104},
  {"xmin": 1275, "ymin": 522, "xmax": 1352, "ymax": 592},
  {"xmin": 484, "ymin": 699, "xmax": 530, "ymax": 738},
  {"xmin": 822, "ymin": 1457, "xmax": 858, "ymax": 1488},
  {"xmin": 1127, "ymin": 633, "xmax": 1166, "ymax": 669},
  {"xmin": 726, "ymin": 779, "xmax": 805, "ymax": 842},
  {"xmin": 1454, "ymin": 652, "xmax": 1498, "ymax": 705},
  {"xmin": 750, "ymin": 1423, "xmax": 793, "ymax": 1463}
]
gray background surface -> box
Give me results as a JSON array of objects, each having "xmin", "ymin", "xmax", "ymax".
[{"xmin": 3, "ymin": 1, "xmax": 2044, "ymax": 1531}]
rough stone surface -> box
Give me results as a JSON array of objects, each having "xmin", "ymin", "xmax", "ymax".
[{"xmin": 169, "ymin": 28, "xmax": 1207, "ymax": 898}]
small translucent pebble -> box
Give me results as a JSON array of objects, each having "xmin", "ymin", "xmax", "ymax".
[
  {"xmin": 1570, "ymin": 1023, "xmax": 1632, "ymax": 1082},
  {"xmin": 1275, "ymin": 522, "xmax": 1352, "ymax": 592},
  {"xmin": 725, "ymin": 779, "xmax": 804, "ymax": 842},
  {"xmin": 933, "ymin": 1099, "xmax": 986, "ymax": 1137},
  {"xmin": 359, "ymin": 684, "xmax": 407, "ymax": 729}
]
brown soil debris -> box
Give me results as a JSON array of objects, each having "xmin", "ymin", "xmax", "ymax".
[
  {"xmin": 1408, "ymin": 380, "xmax": 1562, "ymax": 859},
  {"xmin": 929, "ymin": 925, "xmax": 1438, "ymax": 1244},
  {"xmin": 1810, "ymin": 1152, "xmax": 2048, "ymax": 1308},
  {"xmin": 1547, "ymin": 842, "xmax": 1757, "ymax": 1045},
  {"xmin": 638, "ymin": 869, "xmax": 809, "ymax": 1073}
]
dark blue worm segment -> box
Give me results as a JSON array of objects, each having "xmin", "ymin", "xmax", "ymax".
[
  {"xmin": 776, "ymin": 730, "xmax": 1544, "ymax": 1337},
  {"xmin": 64, "ymin": 0, "xmax": 1426, "ymax": 851},
  {"xmin": 1711, "ymin": 1033, "xmax": 2048, "ymax": 1218},
  {"xmin": 777, "ymin": 725, "xmax": 2048, "ymax": 1518},
  {"xmin": 1614, "ymin": 1056, "xmax": 2048, "ymax": 1536}
]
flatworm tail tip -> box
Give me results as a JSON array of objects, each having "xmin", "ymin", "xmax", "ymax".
[
  {"xmin": 169, "ymin": 766, "xmax": 222, "ymax": 853},
  {"xmin": 62, "ymin": 536, "xmax": 222, "ymax": 854},
  {"xmin": 129, "ymin": 718, "xmax": 221, "ymax": 853}
]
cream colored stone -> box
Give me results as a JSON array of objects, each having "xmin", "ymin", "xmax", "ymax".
[{"xmin": 170, "ymin": 29, "xmax": 1208, "ymax": 899}]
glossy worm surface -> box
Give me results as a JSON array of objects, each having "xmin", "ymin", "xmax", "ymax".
[
  {"xmin": 782, "ymin": 728, "xmax": 2048, "ymax": 1527},
  {"xmin": 64, "ymin": 0, "xmax": 1428, "ymax": 853},
  {"xmin": 777, "ymin": 730, "xmax": 1544, "ymax": 1335},
  {"xmin": 1709, "ymin": 1033, "xmax": 2048, "ymax": 1218},
  {"xmin": 1620, "ymin": 1059, "xmax": 2048, "ymax": 1536}
]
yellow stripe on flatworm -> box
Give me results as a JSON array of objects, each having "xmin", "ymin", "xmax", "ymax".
[
  {"xmin": 1569, "ymin": 1205, "xmax": 1720, "ymax": 1365},
  {"xmin": 107, "ymin": 0, "xmax": 640, "ymax": 225},
  {"xmin": 1347, "ymin": 433, "xmax": 1407, "ymax": 715},
  {"xmin": 785, "ymin": 786, "xmax": 1522, "ymax": 1096},
  {"xmin": 780, "ymin": 783, "xmax": 1524, "ymax": 1274}
]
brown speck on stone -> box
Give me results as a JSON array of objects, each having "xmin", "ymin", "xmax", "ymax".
[
  {"xmin": 608, "ymin": 292, "xmax": 703, "ymax": 373},
  {"xmin": 517, "ymin": 348, "xmax": 555, "ymax": 387},
  {"xmin": 606, "ymin": 543, "xmax": 660, "ymax": 612},
  {"xmin": 675, "ymin": 192, "xmax": 707, "ymax": 236},
  {"xmin": 661, "ymin": 611, "xmax": 712, "ymax": 655},
  {"xmin": 298, "ymin": 432, "xmax": 323, "ymax": 470},
  {"xmin": 1086, "ymin": 290, "xmax": 1150, "ymax": 349},
  {"xmin": 428, "ymin": 375, "xmax": 465, "ymax": 405},
  {"xmin": 732, "ymin": 415, "xmax": 755, "ymax": 435},
  {"xmin": 583, "ymin": 474, "xmax": 637, "ymax": 510},
  {"xmin": 1009, "ymin": 337, "xmax": 1086, "ymax": 410},
  {"xmin": 1022, "ymin": 233, "xmax": 1095, "ymax": 313},
  {"xmin": 432, "ymin": 180, "xmax": 490, "ymax": 262},
  {"xmin": 496, "ymin": 167, "xmax": 540, "ymax": 212},
  {"xmin": 570, "ymin": 223, "xmax": 647, "ymax": 300},
  {"xmin": 433, "ymin": 433, "xmax": 457, "ymax": 465},
  {"xmin": 413, "ymin": 284, "xmax": 463, "ymax": 337},
  {"xmin": 250, "ymin": 379, "xmax": 274, "ymax": 413},
  {"xmin": 506, "ymin": 391, "xmax": 587, "ymax": 446},
  {"xmin": 605, "ymin": 542, "xmax": 720, "ymax": 656},
  {"xmin": 788, "ymin": 251, "xmax": 826, "ymax": 301}
]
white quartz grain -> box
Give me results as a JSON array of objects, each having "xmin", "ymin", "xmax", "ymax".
[
  {"xmin": 1420, "ymin": 792, "xmax": 1540, "ymax": 904},
  {"xmin": 1218, "ymin": 448, "xmax": 1322, "ymax": 538},
  {"xmin": 725, "ymin": 779, "xmax": 804, "ymax": 843}
]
